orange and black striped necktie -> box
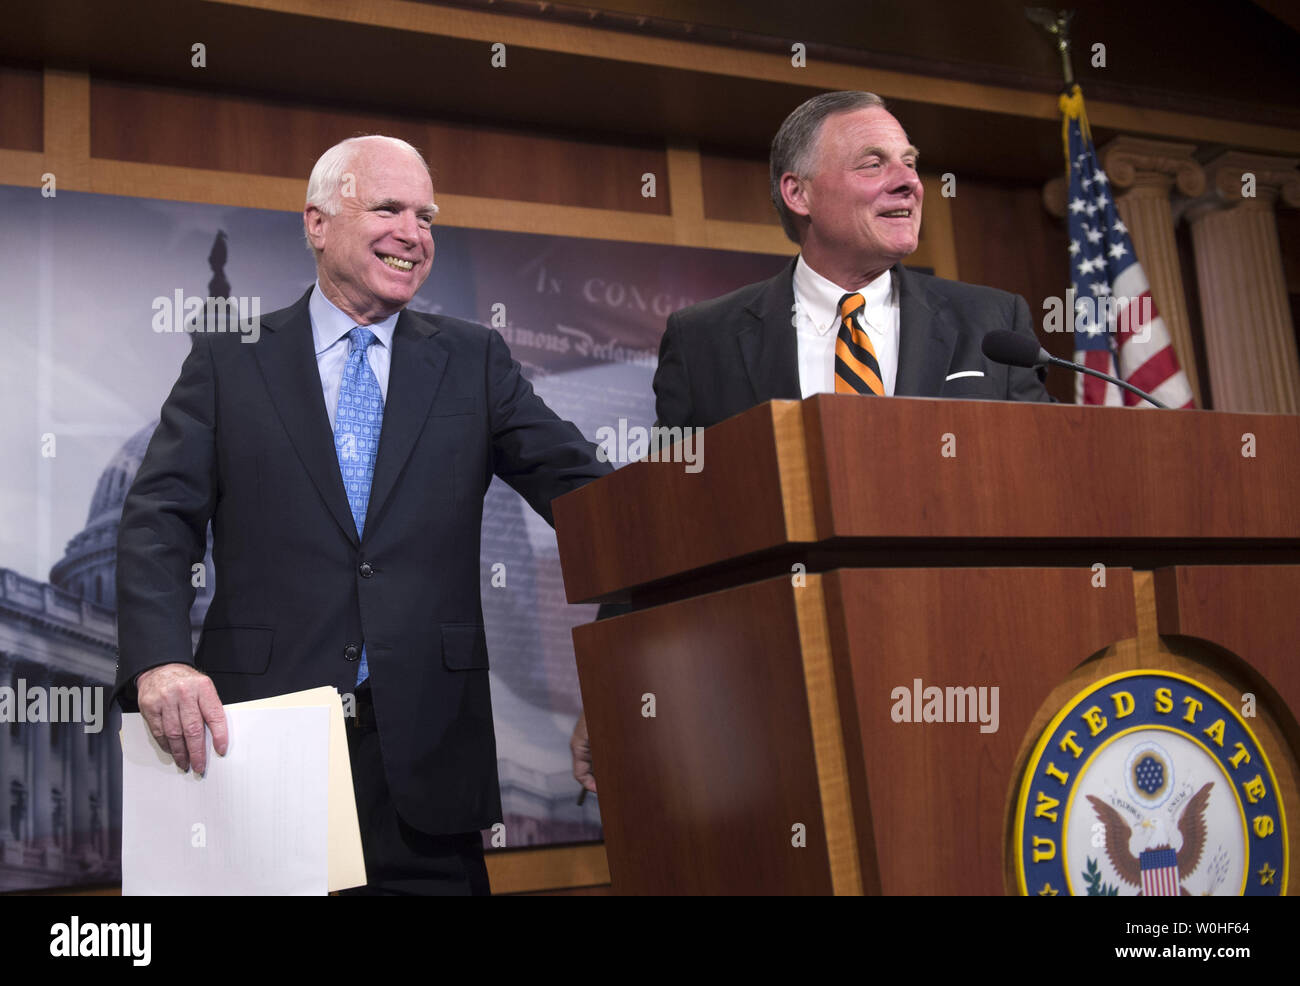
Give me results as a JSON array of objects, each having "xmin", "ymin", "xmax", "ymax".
[{"xmin": 834, "ymin": 292, "xmax": 885, "ymax": 396}]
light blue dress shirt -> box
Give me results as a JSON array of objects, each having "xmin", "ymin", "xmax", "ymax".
[{"xmin": 308, "ymin": 281, "xmax": 398, "ymax": 430}]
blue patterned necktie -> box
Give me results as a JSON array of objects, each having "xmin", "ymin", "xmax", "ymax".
[{"xmin": 333, "ymin": 326, "xmax": 384, "ymax": 686}]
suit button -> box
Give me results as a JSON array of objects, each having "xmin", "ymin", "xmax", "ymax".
[
  {"xmin": 359, "ymin": 562, "xmax": 374, "ymax": 578},
  {"xmin": 344, "ymin": 644, "xmax": 360, "ymax": 661}
]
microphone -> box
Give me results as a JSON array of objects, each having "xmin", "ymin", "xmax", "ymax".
[{"xmin": 980, "ymin": 330, "xmax": 1169, "ymax": 409}]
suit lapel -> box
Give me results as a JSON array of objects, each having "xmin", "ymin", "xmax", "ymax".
[
  {"xmin": 737, "ymin": 256, "xmax": 802, "ymax": 403},
  {"xmin": 252, "ymin": 289, "xmax": 360, "ymax": 546},
  {"xmin": 363, "ymin": 310, "xmax": 448, "ymax": 532},
  {"xmin": 894, "ymin": 263, "xmax": 957, "ymax": 397}
]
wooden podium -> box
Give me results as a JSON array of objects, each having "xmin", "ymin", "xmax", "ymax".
[{"xmin": 553, "ymin": 396, "xmax": 1300, "ymax": 895}]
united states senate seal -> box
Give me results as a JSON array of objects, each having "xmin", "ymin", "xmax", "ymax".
[{"xmin": 1015, "ymin": 670, "xmax": 1286, "ymax": 896}]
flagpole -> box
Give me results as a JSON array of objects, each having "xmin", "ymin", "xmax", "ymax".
[
  {"xmin": 1031, "ymin": 8, "xmax": 1114, "ymax": 403},
  {"xmin": 1024, "ymin": 8, "xmax": 1076, "ymax": 90},
  {"xmin": 1028, "ymin": 9, "xmax": 1107, "ymax": 404},
  {"xmin": 1027, "ymin": 9, "xmax": 1194, "ymax": 409}
]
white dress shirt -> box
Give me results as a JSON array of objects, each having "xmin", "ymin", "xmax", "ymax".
[
  {"xmin": 309, "ymin": 282, "xmax": 398, "ymax": 430},
  {"xmin": 792, "ymin": 255, "xmax": 900, "ymax": 397}
]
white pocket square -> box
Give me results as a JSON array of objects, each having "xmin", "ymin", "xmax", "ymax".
[{"xmin": 945, "ymin": 370, "xmax": 985, "ymax": 381}]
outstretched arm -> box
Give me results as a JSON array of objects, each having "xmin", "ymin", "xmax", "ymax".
[{"xmin": 486, "ymin": 327, "xmax": 611, "ymax": 523}]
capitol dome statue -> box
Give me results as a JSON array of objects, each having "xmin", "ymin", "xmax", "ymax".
[{"xmin": 45, "ymin": 230, "xmax": 235, "ymax": 636}]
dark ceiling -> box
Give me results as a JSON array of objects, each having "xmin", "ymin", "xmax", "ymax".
[
  {"xmin": 1, "ymin": 0, "xmax": 1294, "ymax": 186},
  {"xmin": 559, "ymin": 0, "xmax": 1300, "ymax": 127}
]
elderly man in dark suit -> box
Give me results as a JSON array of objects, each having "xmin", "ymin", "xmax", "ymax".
[
  {"xmin": 569, "ymin": 90, "xmax": 1051, "ymax": 793},
  {"xmin": 114, "ymin": 134, "xmax": 610, "ymax": 895}
]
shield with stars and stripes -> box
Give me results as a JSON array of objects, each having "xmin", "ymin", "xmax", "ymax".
[{"xmin": 1139, "ymin": 848, "xmax": 1181, "ymax": 896}]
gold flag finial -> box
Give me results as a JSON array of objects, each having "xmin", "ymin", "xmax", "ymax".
[{"xmin": 1025, "ymin": 8, "xmax": 1076, "ymax": 88}]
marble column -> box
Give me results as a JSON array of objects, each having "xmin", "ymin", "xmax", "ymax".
[
  {"xmin": 0, "ymin": 653, "xmax": 14, "ymax": 859},
  {"xmin": 55, "ymin": 710, "xmax": 71, "ymax": 858},
  {"xmin": 1185, "ymin": 152, "xmax": 1300, "ymax": 413},
  {"xmin": 0, "ymin": 658, "xmax": 9, "ymax": 810},
  {"xmin": 107, "ymin": 701, "xmax": 122, "ymax": 866},
  {"xmin": 27, "ymin": 671, "xmax": 52, "ymax": 859},
  {"xmin": 1101, "ymin": 137, "xmax": 1207, "ymax": 406},
  {"xmin": 71, "ymin": 709, "xmax": 96, "ymax": 865}
]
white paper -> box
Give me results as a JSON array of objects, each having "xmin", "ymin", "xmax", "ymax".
[
  {"xmin": 230, "ymin": 687, "xmax": 366, "ymax": 891},
  {"xmin": 121, "ymin": 706, "xmax": 330, "ymax": 896}
]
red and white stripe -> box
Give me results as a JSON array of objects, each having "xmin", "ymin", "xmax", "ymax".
[
  {"xmin": 1142, "ymin": 863, "xmax": 1180, "ymax": 897},
  {"xmin": 1075, "ymin": 265, "xmax": 1195, "ymax": 408}
]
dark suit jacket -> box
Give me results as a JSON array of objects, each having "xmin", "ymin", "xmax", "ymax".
[
  {"xmin": 113, "ymin": 288, "xmax": 610, "ymax": 834},
  {"xmin": 654, "ymin": 257, "xmax": 1052, "ymax": 428}
]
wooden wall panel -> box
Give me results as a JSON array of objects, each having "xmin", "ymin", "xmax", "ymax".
[
  {"xmin": 700, "ymin": 148, "xmax": 776, "ymax": 225},
  {"xmin": 89, "ymin": 78, "xmax": 670, "ymax": 214},
  {"xmin": 483, "ymin": 843, "xmax": 610, "ymax": 895},
  {"xmin": 0, "ymin": 65, "xmax": 43, "ymax": 151},
  {"xmin": 951, "ymin": 177, "xmax": 1072, "ymax": 401}
]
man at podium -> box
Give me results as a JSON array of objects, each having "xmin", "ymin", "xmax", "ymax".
[{"xmin": 653, "ymin": 90, "xmax": 1054, "ymax": 429}]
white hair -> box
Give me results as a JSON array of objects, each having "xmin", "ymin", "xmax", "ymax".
[{"xmin": 303, "ymin": 135, "xmax": 436, "ymax": 250}]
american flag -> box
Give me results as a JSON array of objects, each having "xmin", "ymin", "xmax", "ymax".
[
  {"xmin": 1139, "ymin": 847, "xmax": 1181, "ymax": 896},
  {"xmin": 1060, "ymin": 86, "xmax": 1195, "ymax": 408}
]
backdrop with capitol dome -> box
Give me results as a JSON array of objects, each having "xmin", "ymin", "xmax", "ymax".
[{"xmin": 0, "ymin": 182, "xmax": 785, "ymax": 892}]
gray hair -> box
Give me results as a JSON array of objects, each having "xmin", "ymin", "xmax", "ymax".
[
  {"xmin": 769, "ymin": 91, "xmax": 886, "ymax": 244},
  {"xmin": 304, "ymin": 135, "xmax": 436, "ymax": 250}
]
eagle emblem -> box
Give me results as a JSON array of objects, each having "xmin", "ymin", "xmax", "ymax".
[{"xmin": 1087, "ymin": 782, "xmax": 1212, "ymax": 895}]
